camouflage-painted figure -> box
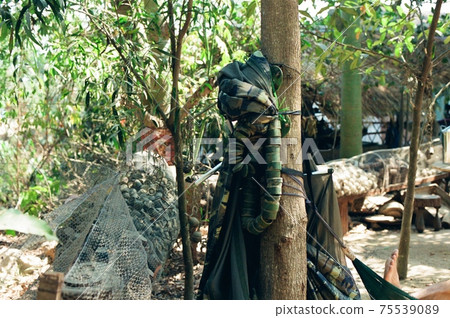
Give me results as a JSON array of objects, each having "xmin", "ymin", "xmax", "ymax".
[
  {"xmin": 198, "ymin": 52, "xmax": 360, "ymax": 300},
  {"xmin": 198, "ymin": 51, "xmax": 283, "ymax": 299}
]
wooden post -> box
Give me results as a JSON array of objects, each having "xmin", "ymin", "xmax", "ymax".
[
  {"xmin": 338, "ymin": 197, "xmax": 349, "ymax": 234},
  {"xmin": 37, "ymin": 272, "xmax": 64, "ymax": 300}
]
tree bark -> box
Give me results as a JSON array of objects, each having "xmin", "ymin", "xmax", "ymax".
[
  {"xmin": 398, "ymin": 86, "xmax": 405, "ymax": 147},
  {"xmin": 340, "ymin": 10, "xmax": 362, "ymax": 158},
  {"xmin": 397, "ymin": 0, "xmax": 443, "ymax": 280},
  {"xmin": 167, "ymin": 0, "xmax": 194, "ymax": 299},
  {"xmin": 172, "ymin": 130, "xmax": 194, "ymax": 299},
  {"xmin": 259, "ymin": 0, "xmax": 307, "ymax": 300}
]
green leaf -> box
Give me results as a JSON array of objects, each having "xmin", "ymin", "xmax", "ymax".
[
  {"xmin": 46, "ymin": 0, "xmax": 64, "ymax": 22},
  {"xmin": 444, "ymin": 36, "xmax": 450, "ymax": 45},
  {"xmin": 0, "ymin": 209, "xmax": 58, "ymax": 241},
  {"xmin": 0, "ymin": 22, "xmax": 9, "ymax": 42},
  {"xmin": 384, "ymin": 5, "xmax": 393, "ymax": 12},
  {"xmin": 315, "ymin": 46, "xmax": 323, "ymax": 56},
  {"xmin": 34, "ymin": 0, "xmax": 49, "ymax": 11},
  {"xmin": 317, "ymin": 43, "xmax": 328, "ymax": 52},
  {"xmin": 299, "ymin": 10, "xmax": 313, "ymax": 20},
  {"xmin": 350, "ymin": 56, "xmax": 359, "ymax": 70},
  {"xmin": 246, "ymin": 1, "xmax": 257, "ymax": 19},
  {"xmin": 340, "ymin": 7, "xmax": 358, "ymax": 17},
  {"xmin": 396, "ymin": 5, "xmax": 405, "ymax": 17},
  {"xmin": 365, "ymin": 66, "xmax": 375, "ymax": 75},
  {"xmin": 24, "ymin": 12, "xmax": 41, "ymax": 47},
  {"xmin": 394, "ymin": 44, "xmax": 402, "ymax": 57},
  {"xmin": 363, "ymin": 3, "xmax": 374, "ymax": 17},
  {"xmin": 118, "ymin": 16, "xmax": 128, "ymax": 25},
  {"xmin": 317, "ymin": 5, "xmax": 331, "ymax": 15},
  {"xmin": 379, "ymin": 73, "xmax": 386, "ymax": 86},
  {"xmin": 405, "ymin": 36, "xmax": 414, "ymax": 53},
  {"xmin": 204, "ymin": 82, "xmax": 213, "ymax": 90},
  {"xmin": 315, "ymin": 62, "xmax": 323, "ymax": 75}
]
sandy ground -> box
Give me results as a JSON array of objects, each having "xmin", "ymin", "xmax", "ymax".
[{"xmin": 344, "ymin": 225, "xmax": 450, "ymax": 299}]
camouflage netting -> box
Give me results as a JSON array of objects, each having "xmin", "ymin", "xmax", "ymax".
[
  {"xmin": 39, "ymin": 152, "xmax": 179, "ymax": 299},
  {"xmin": 328, "ymin": 139, "xmax": 446, "ymax": 197}
]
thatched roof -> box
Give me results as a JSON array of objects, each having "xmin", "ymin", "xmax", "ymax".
[{"xmin": 301, "ymin": 37, "xmax": 450, "ymax": 120}]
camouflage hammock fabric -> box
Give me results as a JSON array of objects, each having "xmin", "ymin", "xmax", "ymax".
[
  {"xmin": 302, "ymin": 158, "xmax": 360, "ymax": 300},
  {"xmin": 197, "ymin": 167, "xmax": 258, "ymax": 299},
  {"xmin": 304, "ymin": 160, "xmax": 416, "ymax": 300},
  {"xmin": 217, "ymin": 51, "xmax": 278, "ymax": 125},
  {"xmin": 307, "ymin": 244, "xmax": 360, "ymax": 300}
]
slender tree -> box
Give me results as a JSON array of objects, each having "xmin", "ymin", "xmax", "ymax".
[
  {"xmin": 397, "ymin": 0, "xmax": 443, "ymax": 280},
  {"xmin": 167, "ymin": 0, "xmax": 195, "ymax": 299},
  {"xmin": 259, "ymin": 0, "xmax": 307, "ymax": 299},
  {"xmin": 340, "ymin": 8, "xmax": 362, "ymax": 158}
]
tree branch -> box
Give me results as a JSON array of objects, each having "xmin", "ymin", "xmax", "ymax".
[
  {"xmin": 178, "ymin": 0, "xmax": 193, "ymax": 50},
  {"xmin": 428, "ymin": 81, "xmax": 450, "ymax": 115},
  {"xmin": 304, "ymin": 29, "xmax": 416, "ymax": 74},
  {"xmin": 179, "ymin": 77, "xmax": 216, "ymax": 122},
  {"xmin": 81, "ymin": 8, "xmax": 169, "ymax": 125},
  {"xmin": 168, "ymin": 0, "xmax": 177, "ymax": 68},
  {"xmin": 432, "ymin": 48, "xmax": 450, "ymax": 68},
  {"xmin": 167, "ymin": 0, "xmax": 194, "ymax": 129}
]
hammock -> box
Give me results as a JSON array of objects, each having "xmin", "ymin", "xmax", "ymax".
[{"xmin": 302, "ymin": 159, "xmax": 417, "ymax": 300}]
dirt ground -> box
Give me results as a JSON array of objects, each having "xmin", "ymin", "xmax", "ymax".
[
  {"xmin": 1, "ymin": 224, "xmax": 449, "ymax": 300},
  {"xmin": 344, "ymin": 224, "xmax": 450, "ymax": 299}
]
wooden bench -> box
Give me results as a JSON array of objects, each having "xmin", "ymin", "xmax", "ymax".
[{"xmin": 414, "ymin": 193, "xmax": 441, "ymax": 232}]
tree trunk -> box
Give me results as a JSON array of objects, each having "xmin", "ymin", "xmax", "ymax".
[
  {"xmin": 172, "ymin": 130, "xmax": 194, "ymax": 299},
  {"xmin": 398, "ymin": 86, "xmax": 405, "ymax": 147},
  {"xmin": 340, "ymin": 10, "xmax": 362, "ymax": 158},
  {"xmin": 259, "ymin": 0, "xmax": 307, "ymax": 299},
  {"xmin": 397, "ymin": 0, "xmax": 443, "ymax": 280},
  {"xmin": 167, "ymin": 0, "xmax": 194, "ymax": 299}
]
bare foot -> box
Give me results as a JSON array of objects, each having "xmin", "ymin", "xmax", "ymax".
[{"xmin": 384, "ymin": 249, "xmax": 401, "ymax": 288}]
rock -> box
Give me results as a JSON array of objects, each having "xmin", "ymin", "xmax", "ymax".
[
  {"xmin": 379, "ymin": 200, "xmax": 404, "ymax": 218},
  {"xmin": 133, "ymin": 180, "xmax": 142, "ymax": 190},
  {"xmin": 191, "ymin": 231, "xmax": 202, "ymax": 243},
  {"xmin": 144, "ymin": 200, "xmax": 154, "ymax": 209},
  {"xmin": 134, "ymin": 200, "xmax": 144, "ymax": 210},
  {"xmin": 188, "ymin": 217, "xmax": 200, "ymax": 228}
]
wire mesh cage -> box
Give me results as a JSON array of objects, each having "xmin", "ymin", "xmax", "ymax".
[{"xmin": 21, "ymin": 152, "xmax": 180, "ymax": 300}]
